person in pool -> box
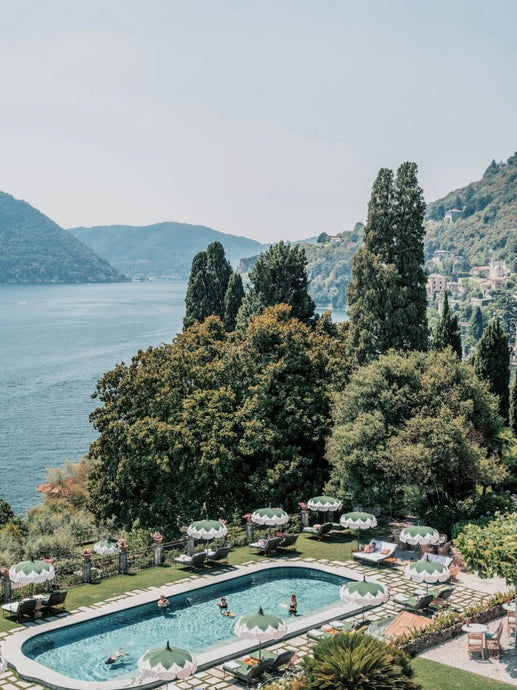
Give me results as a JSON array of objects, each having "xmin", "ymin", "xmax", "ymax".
[
  {"xmin": 158, "ymin": 593, "xmax": 169, "ymax": 609},
  {"xmin": 219, "ymin": 596, "xmax": 228, "ymax": 610},
  {"xmin": 105, "ymin": 648, "xmax": 128, "ymax": 665},
  {"xmin": 288, "ymin": 593, "xmax": 298, "ymax": 615}
]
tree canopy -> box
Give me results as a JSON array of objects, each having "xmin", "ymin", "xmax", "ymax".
[
  {"xmin": 237, "ymin": 242, "xmax": 315, "ymax": 327},
  {"xmin": 88, "ymin": 305, "xmax": 347, "ymax": 531},
  {"xmin": 474, "ymin": 318, "xmax": 510, "ymax": 422},
  {"xmin": 326, "ymin": 349, "xmax": 504, "ymax": 518},
  {"xmin": 432, "ymin": 291, "xmax": 462, "ymax": 358}
]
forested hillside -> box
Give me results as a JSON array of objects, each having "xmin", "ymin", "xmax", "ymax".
[
  {"xmin": 425, "ymin": 152, "xmax": 517, "ymax": 270},
  {"xmin": 0, "ymin": 192, "xmax": 126, "ymax": 284},
  {"xmin": 69, "ymin": 222, "xmax": 267, "ymax": 279}
]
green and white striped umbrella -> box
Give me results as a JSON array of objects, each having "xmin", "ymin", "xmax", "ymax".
[
  {"xmin": 399, "ymin": 525, "xmax": 439, "ymax": 546},
  {"xmin": 9, "ymin": 559, "xmax": 55, "ymax": 585},
  {"xmin": 340, "ymin": 511, "xmax": 377, "ymax": 547},
  {"xmin": 186, "ymin": 519, "xmax": 228, "ymax": 541},
  {"xmin": 307, "ymin": 496, "xmax": 343, "ymax": 513},
  {"xmin": 340, "ymin": 576, "xmax": 389, "ymax": 621},
  {"xmin": 93, "ymin": 538, "xmax": 119, "ymax": 554},
  {"xmin": 405, "ymin": 560, "xmax": 449, "ymax": 594},
  {"xmin": 251, "ymin": 508, "xmax": 289, "ymax": 527},
  {"xmin": 234, "ymin": 607, "xmax": 287, "ymax": 659},
  {"xmin": 138, "ymin": 641, "xmax": 197, "ymax": 681}
]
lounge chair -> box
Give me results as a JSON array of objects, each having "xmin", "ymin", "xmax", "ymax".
[
  {"xmin": 223, "ymin": 657, "xmax": 272, "ymax": 687},
  {"xmin": 393, "ymin": 592, "xmax": 434, "ymax": 612},
  {"xmin": 421, "ymin": 552, "xmax": 453, "ymax": 568},
  {"xmin": 307, "ymin": 620, "xmax": 353, "ymax": 640},
  {"xmin": 205, "ymin": 545, "xmax": 231, "ymax": 564},
  {"xmin": 277, "ymin": 534, "xmax": 299, "ymax": 550},
  {"xmin": 40, "ymin": 590, "xmax": 67, "ymax": 614},
  {"xmin": 1, "ymin": 598, "xmax": 37, "ymax": 622},
  {"xmin": 352, "ymin": 540, "xmax": 397, "ymax": 564},
  {"xmin": 251, "ymin": 648, "xmax": 295, "ymax": 673},
  {"xmin": 429, "ymin": 587, "xmax": 455, "ymax": 612},
  {"xmin": 173, "ymin": 551, "xmax": 206, "ymax": 570},
  {"xmin": 302, "ymin": 523, "xmax": 332, "ymax": 540},
  {"xmin": 249, "ymin": 537, "xmax": 282, "ymax": 556}
]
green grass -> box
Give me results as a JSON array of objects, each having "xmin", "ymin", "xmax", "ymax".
[{"xmin": 413, "ymin": 658, "xmax": 516, "ymax": 689}]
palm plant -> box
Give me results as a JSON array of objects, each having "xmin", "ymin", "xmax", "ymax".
[{"xmin": 298, "ymin": 631, "xmax": 420, "ymax": 690}]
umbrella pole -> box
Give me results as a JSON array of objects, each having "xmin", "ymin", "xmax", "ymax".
[{"xmin": 259, "ymin": 640, "xmax": 262, "ymax": 661}]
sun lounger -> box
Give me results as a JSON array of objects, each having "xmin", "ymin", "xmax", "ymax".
[
  {"xmin": 205, "ymin": 545, "xmax": 231, "ymax": 564},
  {"xmin": 40, "ymin": 590, "xmax": 67, "ymax": 614},
  {"xmin": 302, "ymin": 522, "xmax": 333, "ymax": 539},
  {"xmin": 249, "ymin": 537, "xmax": 282, "ymax": 555},
  {"xmin": 307, "ymin": 620, "xmax": 354, "ymax": 640},
  {"xmin": 1, "ymin": 598, "xmax": 37, "ymax": 622},
  {"xmin": 420, "ymin": 552, "xmax": 453, "ymax": 568},
  {"xmin": 250, "ymin": 648, "xmax": 295, "ymax": 672},
  {"xmin": 277, "ymin": 534, "xmax": 299, "ymax": 550},
  {"xmin": 353, "ymin": 540, "xmax": 397, "ymax": 564},
  {"xmin": 393, "ymin": 592, "xmax": 434, "ymax": 612},
  {"xmin": 173, "ymin": 551, "xmax": 206, "ymax": 570},
  {"xmin": 223, "ymin": 657, "xmax": 272, "ymax": 687}
]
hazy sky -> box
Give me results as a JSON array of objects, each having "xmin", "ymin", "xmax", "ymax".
[{"xmin": 0, "ymin": 1, "xmax": 515, "ymax": 243}]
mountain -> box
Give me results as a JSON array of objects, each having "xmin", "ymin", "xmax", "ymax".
[
  {"xmin": 425, "ymin": 152, "xmax": 517, "ymax": 271},
  {"xmin": 0, "ymin": 192, "xmax": 126, "ymax": 284},
  {"xmin": 69, "ymin": 222, "xmax": 268, "ymax": 279}
]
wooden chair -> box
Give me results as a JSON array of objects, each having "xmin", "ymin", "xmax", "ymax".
[
  {"xmin": 507, "ymin": 609, "xmax": 515, "ymax": 636},
  {"xmin": 467, "ymin": 632, "xmax": 485, "ymax": 660},
  {"xmin": 486, "ymin": 622, "xmax": 504, "ymax": 658}
]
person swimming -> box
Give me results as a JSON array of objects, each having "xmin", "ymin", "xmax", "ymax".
[
  {"xmin": 158, "ymin": 593, "xmax": 169, "ymax": 609},
  {"xmin": 288, "ymin": 593, "xmax": 298, "ymax": 615},
  {"xmin": 219, "ymin": 596, "xmax": 228, "ymax": 610},
  {"xmin": 105, "ymin": 648, "xmax": 128, "ymax": 665}
]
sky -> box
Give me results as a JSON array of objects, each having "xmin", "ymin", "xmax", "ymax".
[{"xmin": 0, "ymin": 0, "xmax": 515, "ymax": 244}]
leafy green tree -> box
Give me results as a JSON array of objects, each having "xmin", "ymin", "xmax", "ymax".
[
  {"xmin": 88, "ymin": 306, "xmax": 341, "ymax": 531},
  {"xmin": 432, "ymin": 291, "xmax": 462, "ymax": 358},
  {"xmin": 491, "ymin": 288, "xmax": 517, "ymax": 339},
  {"xmin": 326, "ymin": 350, "xmax": 504, "ymax": 519},
  {"xmin": 347, "ymin": 163, "xmax": 427, "ymax": 362},
  {"xmin": 475, "ymin": 318, "xmax": 510, "ymax": 422},
  {"xmin": 237, "ymin": 242, "xmax": 315, "ymax": 327},
  {"xmin": 317, "ymin": 232, "xmax": 331, "ymax": 243},
  {"xmin": 299, "ymin": 632, "xmax": 420, "ymax": 690},
  {"xmin": 0, "ymin": 499, "xmax": 14, "ymax": 526},
  {"xmin": 510, "ymin": 374, "xmax": 517, "ymax": 435},
  {"xmin": 183, "ymin": 242, "xmax": 238, "ymax": 331}
]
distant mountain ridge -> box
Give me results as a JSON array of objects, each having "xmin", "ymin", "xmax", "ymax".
[
  {"xmin": 0, "ymin": 192, "xmax": 126, "ymax": 284},
  {"xmin": 69, "ymin": 222, "xmax": 268, "ymax": 279}
]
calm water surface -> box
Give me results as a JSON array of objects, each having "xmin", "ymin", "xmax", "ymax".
[{"xmin": 0, "ymin": 282, "xmax": 345, "ymax": 514}]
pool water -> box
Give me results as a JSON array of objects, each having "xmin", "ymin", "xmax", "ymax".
[{"xmin": 23, "ymin": 567, "xmax": 348, "ymax": 683}]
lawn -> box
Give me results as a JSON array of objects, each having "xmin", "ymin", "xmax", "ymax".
[{"xmin": 413, "ymin": 658, "xmax": 516, "ymax": 689}]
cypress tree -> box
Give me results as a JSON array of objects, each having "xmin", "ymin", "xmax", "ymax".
[
  {"xmin": 347, "ymin": 163, "xmax": 428, "ymax": 361},
  {"xmin": 510, "ymin": 373, "xmax": 517, "ymax": 435},
  {"xmin": 469, "ymin": 306, "xmax": 484, "ymax": 342},
  {"xmin": 237, "ymin": 242, "xmax": 315, "ymax": 327},
  {"xmin": 474, "ymin": 318, "xmax": 510, "ymax": 422},
  {"xmin": 433, "ymin": 291, "xmax": 462, "ymax": 358},
  {"xmin": 223, "ymin": 272, "xmax": 245, "ymax": 331},
  {"xmin": 183, "ymin": 241, "xmax": 234, "ymax": 331}
]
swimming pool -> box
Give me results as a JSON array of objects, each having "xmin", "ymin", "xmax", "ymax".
[{"xmin": 5, "ymin": 562, "xmax": 361, "ymax": 689}]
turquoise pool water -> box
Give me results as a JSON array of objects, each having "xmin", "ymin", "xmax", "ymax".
[{"xmin": 23, "ymin": 567, "xmax": 348, "ymax": 683}]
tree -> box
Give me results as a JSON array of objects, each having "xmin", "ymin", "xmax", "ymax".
[
  {"xmin": 455, "ymin": 513, "xmax": 517, "ymax": 649},
  {"xmin": 510, "ymin": 374, "xmax": 517, "ymax": 435},
  {"xmin": 183, "ymin": 242, "xmax": 241, "ymax": 331},
  {"xmin": 347, "ymin": 163, "xmax": 428, "ymax": 362},
  {"xmin": 469, "ymin": 306, "xmax": 484, "ymax": 343},
  {"xmin": 299, "ymin": 632, "xmax": 420, "ymax": 690},
  {"xmin": 237, "ymin": 242, "xmax": 315, "ymax": 327},
  {"xmin": 474, "ymin": 318, "xmax": 510, "ymax": 422},
  {"xmin": 88, "ymin": 305, "xmax": 341, "ymax": 531},
  {"xmin": 326, "ymin": 350, "xmax": 504, "ymax": 520},
  {"xmin": 223, "ymin": 272, "xmax": 244, "ymax": 331},
  {"xmin": 432, "ymin": 291, "xmax": 462, "ymax": 358},
  {"xmin": 0, "ymin": 499, "xmax": 14, "ymax": 526}
]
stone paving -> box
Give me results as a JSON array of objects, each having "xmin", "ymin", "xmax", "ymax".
[{"xmin": 0, "ymin": 555, "xmax": 505, "ymax": 689}]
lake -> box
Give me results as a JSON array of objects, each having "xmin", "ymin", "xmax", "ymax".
[{"xmin": 0, "ymin": 281, "xmax": 345, "ymax": 514}]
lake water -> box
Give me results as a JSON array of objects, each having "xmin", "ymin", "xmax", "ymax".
[{"xmin": 0, "ymin": 281, "xmax": 345, "ymax": 514}]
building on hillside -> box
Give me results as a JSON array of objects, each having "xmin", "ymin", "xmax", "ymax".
[
  {"xmin": 489, "ymin": 260, "xmax": 510, "ymax": 279},
  {"xmin": 471, "ymin": 265, "xmax": 490, "ymax": 277},
  {"xmin": 426, "ymin": 273, "xmax": 446, "ymax": 300},
  {"xmin": 444, "ymin": 208, "xmax": 463, "ymax": 222},
  {"xmin": 446, "ymin": 281, "xmax": 462, "ymax": 295}
]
